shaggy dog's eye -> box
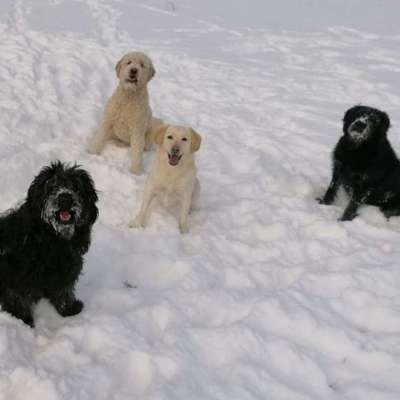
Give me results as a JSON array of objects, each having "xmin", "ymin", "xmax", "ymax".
[
  {"xmin": 126, "ymin": 61, "xmax": 132, "ymax": 65},
  {"xmin": 182, "ymin": 138, "xmax": 188, "ymax": 141},
  {"xmin": 140, "ymin": 62, "xmax": 144, "ymax": 68},
  {"xmin": 167, "ymin": 135, "xmax": 173, "ymax": 140}
]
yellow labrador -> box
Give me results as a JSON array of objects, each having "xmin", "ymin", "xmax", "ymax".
[{"xmin": 130, "ymin": 125, "xmax": 201, "ymax": 233}]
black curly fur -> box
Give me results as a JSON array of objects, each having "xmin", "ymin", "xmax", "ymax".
[
  {"xmin": 0, "ymin": 161, "xmax": 98, "ymax": 327},
  {"xmin": 318, "ymin": 105, "xmax": 400, "ymax": 221}
]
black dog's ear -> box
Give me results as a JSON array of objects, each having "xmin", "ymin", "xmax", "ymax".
[
  {"xmin": 71, "ymin": 167, "xmax": 98, "ymax": 204},
  {"xmin": 87, "ymin": 204, "xmax": 99, "ymax": 226},
  {"xmin": 70, "ymin": 166, "xmax": 99, "ymax": 225},
  {"xmin": 26, "ymin": 162, "xmax": 62, "ymax": 206},
  {"xmin": 342, "ymin": 106, "xmax": 359, "ymax": 134},
  {"xmin": 379, "ymin": 111, "xmax": 390, "ymax": 134}
]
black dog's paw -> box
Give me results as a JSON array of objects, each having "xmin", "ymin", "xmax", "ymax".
[
  {"xmin": 338, "ymin": 213, "xmax": 357, "ymax": 222},
  {"xmin": 22, "ymin": 315, "xmax": 34, "ymax": 328},
  {"xmin": 316, "ymin": 196, "xmax": 333, "ymax": 205},
  {"xmin": 60, "ymin": 299, "xmax": 84, "ymax": 317}
]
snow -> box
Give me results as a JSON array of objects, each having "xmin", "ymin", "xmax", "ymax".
[{"xmin": 1, "ymin": 0, "xmax": 400, "ymax": 399}]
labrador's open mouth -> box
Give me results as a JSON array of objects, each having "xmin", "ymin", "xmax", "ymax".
[{"xmin": 168, "ymin": 153, "xmax": 182, "ymax": 166}]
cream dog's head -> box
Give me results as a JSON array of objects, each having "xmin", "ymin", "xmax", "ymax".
[
  {"xmin": 153, "ymin": 125, "xmax": 201, "ymax": 166},
  {"xmin": 115, "ymin": 52, "xmax": 156, "ymax": 91}
]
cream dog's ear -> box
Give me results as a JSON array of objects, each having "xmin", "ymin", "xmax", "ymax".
[
  {"xmin": 152, "ymin": 125, "xmax": 169, "ymax": 145},
  {"xmin": 190, "ymin": 128, "xmax": 202, "ymax": 152},
  {"xmin": 115, "ymin": 55, "xmax": 124, "ymax": 78},
  {"xmin": 148, "ymin": 60, "xmax": 156, "ymax": 81}
]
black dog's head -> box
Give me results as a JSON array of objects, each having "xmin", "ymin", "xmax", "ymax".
[
  {"xmin": 26, "ymin": 161, "xmax": 98, "ymax": 239},
  {"xmin": 343, "ymin": 105, "xmax": 390, "ymax": 146}
]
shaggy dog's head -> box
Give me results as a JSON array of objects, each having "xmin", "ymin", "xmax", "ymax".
[
  {"xmin": 115, "ymin": 52, "xmax": 156, "ymax": 91},
  {"xmin": 27, "ymin": 162, "xmax": 98, "ymax": 240},
  {"xmin": 152, "ymin": 125, "xmax": 201, "ymax": 166},
  {"xmin": 343, "ymin": 105, "xmax": 390, "ymax": 146}
]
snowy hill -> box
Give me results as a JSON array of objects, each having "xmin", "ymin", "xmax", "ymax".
[{"xmin": 1, "ymin": 1, "xmax": 400, "ymax": 399}]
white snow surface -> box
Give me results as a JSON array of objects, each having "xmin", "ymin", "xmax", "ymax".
[{"xmin": 1, "ymin": 1, "xmax": 400, "ymax": 399}]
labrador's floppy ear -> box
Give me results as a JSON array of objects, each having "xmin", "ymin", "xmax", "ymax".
[
  {"xmin": 115, "ymin": 55, "xmax": 125, "ymax": 78},
  {"xmin": 190, "ymin": 128, "xmax": 202, "ymax": 152},
  {"xmin": 152, "ymin": 125, "xmax": 169, "ymax": 146}
]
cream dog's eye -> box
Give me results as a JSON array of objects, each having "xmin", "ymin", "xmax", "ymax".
[
  {"xmin": 167, "ymin": 135, "xmax": 173, "ymax": 139},
  {"xmin": 140, "ymin": 62, "xmax": 144, "ymax": 68},
  {"xmin": 182, "ymin": 138, "xmax": 188, "ymax": 141},
  {"xmin": 126, "ymin": 61, "xmax": 132, "ymax": 65}
]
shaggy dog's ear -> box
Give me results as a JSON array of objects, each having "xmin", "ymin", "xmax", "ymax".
[
  {"xmin": 380, "ymin": 111, "xmax": 390, "ymax": 135},
  {"xmin": 115, "ymin": 56, "xmax": 124, "ymax": 78},
  {"xmin": 70, "ymin": 166, "xmax": 99, "ymax": 226},
  {"xmin": 148, "ymin": 60, "xmax": 156, "ymax": 82},
  {"xmin": 26, "ymin": 162, "xmax": 61, "ymax": 207},
  {"xmin": 152, "ymin": 125, "xmax": 169, "ymax": 146},
  {"xmin": 190, "ymin": 128, "xmax": 202, "ymax": 153}
]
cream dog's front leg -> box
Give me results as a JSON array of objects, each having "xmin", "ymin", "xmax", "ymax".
[
  {"xmin": 179, "ymin": 186, "xmax": 195, "ymax": 234},
  {"xmin": 87, "ymin": 119, "xmax": 113, "ymax": 155},
  {"xmin": 130, "ymin": 130, "xmax": 145, "ymax": 175},
  {"xmin": 130, "ymin": 180, "xmax": 156, "ymax": 228}
]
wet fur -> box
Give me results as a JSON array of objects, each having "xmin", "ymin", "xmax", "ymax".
[{"xmin": 0, "ymin": 162, "xmax": 98, "ymax": 327}]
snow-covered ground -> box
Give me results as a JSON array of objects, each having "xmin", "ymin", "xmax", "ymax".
[{"xmin": 1, "ymin": 1, "xmax": 400, "ymax": 399}]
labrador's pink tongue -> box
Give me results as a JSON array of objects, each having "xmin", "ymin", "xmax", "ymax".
[
  {"xmin": 169, "ymin": 154, "xmax": 179, "ymax": 166},
  {"xmin": 59, "ymin": 211, "xmax": 71, "ymax": 222}
]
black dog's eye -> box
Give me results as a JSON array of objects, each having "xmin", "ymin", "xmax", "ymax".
[
  {"xmin": 167, "ymin": 135, "xmax": 173, "ymax": 140},
  {"xmin": 182, "ymin": 137, "xmax": 188, "ymax": 141}
]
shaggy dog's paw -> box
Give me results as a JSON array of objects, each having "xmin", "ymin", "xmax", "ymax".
[
  {"xmin": 87, "ymin": 141, "xmax": 102, "ymax": 155},
  {"xmin": 316, "ymin": 196, "xmax": 333, "ymax": 205},
  {"xmin": 129, "ymin": 216, "xmax": 145, "ymax": 228},
  {"xmin": 22, "ymin": 315, "xmax": 34, "ymax": 328},
  {"xmin": 179, "ymin": 223, "xmax": 189, "ymax": 234},
  {"xmin": 60, "ymin": 299, "xmax": 84, "ymax": 317},
  {"xmin": 130, "ymin": 163, "xmax": 143, "ymax": 175}
]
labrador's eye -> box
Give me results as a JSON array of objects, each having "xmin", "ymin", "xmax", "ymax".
[
  {"xmin": 182, "ymin": 137, "xmax": 188, "ymax": 141},
  {"xmin": 167, "ymin": 135, "xmax": 173, "ymax": 140}
]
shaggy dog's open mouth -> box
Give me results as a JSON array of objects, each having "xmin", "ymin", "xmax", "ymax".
[
  {"xmin": 58, "ymin": 210, "xmax": 73, "ymax": 224},
  {"xmin": 168, "ymin": 153, "xmax": 182, "ymax": 166},
  {"xmin": 126, "ymin": 78, "xmax": 138, "ymax": 84}
]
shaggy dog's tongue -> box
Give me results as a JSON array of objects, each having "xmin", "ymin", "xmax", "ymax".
[{"xmin": 59, "ymin": 210, "xmax": 71, "ymax": 222}]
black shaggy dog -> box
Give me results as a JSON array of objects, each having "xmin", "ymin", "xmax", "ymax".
[
  {"xmin": 0, "ymin": 161, "xmax": 98, "ymax": 327},
  {"xmin": 318, "ymin": 105, "xmax": 400, "ymax": 221}
]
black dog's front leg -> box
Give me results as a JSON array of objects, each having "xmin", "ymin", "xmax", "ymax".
[
  {"xmin": 48, "ymin": 286, "xmax": 83, "ymax": 318},
  {"xmin": 340, "ymin": 197, "xmax": 361, "ymax": 221},
  {"xmin": 318, "ymin": 160, "xmax": 342, "ymax": 205},
  {"xmin": 1, "ymin": 291, "xmax": 34, "ymax": 327}
]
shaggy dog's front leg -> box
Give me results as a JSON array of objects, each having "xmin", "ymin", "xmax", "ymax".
[
  {"xmin": 130, "ymin": 129, "xmax": 146, "ymax": 175},
  {"xmin": 1, "ymin": 290, "xmax": 34, "ymax": 327},
  {"xmin": 47, "ymin": 285, "xmax": 83, "ymax": 317}
]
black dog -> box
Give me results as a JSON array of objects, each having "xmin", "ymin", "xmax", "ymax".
[
  {"xmin": 0, "ymin": 161, "xmax": 98, "ymax": 327},
  {"xmin": 318, "ymin": 105, "xmax": 400, "ymax": 221}
]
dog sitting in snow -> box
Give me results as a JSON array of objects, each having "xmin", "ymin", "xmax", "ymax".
[
  {"xmin": 130, "ymin": 124, "xmax": 201, "ymax": 234},
  {"xmin": 87, "ymin": 51, "xmax": 160, "ymax": 175},
  {"xmin": 318, "ymin": 105, "xmax": 400, "ymax": 221},
  {"xmin": 0, "ymin": 161, "xmax": 98, "ymax": 327}
]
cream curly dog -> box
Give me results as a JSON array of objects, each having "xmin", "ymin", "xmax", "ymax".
[
  {"xmin": 87, "ymin": 51, "xmax": 159, "ymax": 174},
  {"xmin": 130, "ymin": 124, "xmax": 201, "ymax": 234}
]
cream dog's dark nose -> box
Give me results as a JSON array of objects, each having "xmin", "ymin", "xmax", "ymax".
[{"xmin": 129, "ymin": 68, "xmax": 138, "ymax": 78}]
